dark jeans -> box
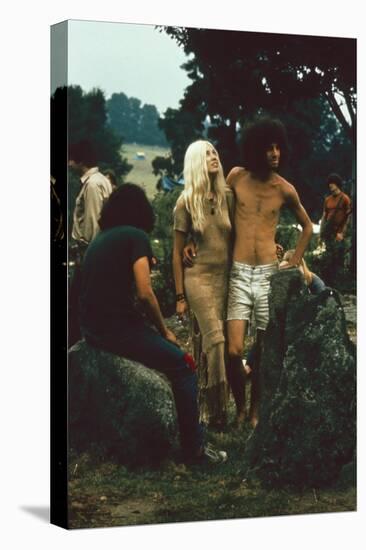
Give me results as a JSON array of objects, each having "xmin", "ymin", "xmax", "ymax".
[
  {"xmin": 323, "ymin": 237, "xmax": 346, "ymax": 287},
  {"xmin": 69, "ymin": 242, "xmax": 89, "ymax": 348},
  {"xmin": 85, "ymin": 325, "xmax": 203, "ymax": 457}
]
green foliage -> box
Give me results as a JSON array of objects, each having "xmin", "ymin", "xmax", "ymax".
[
  {"xmin": 66, "ymin": 85, "xmax": 132, "ymax": 178},
  {"xmin": 158, "ymin": 27, "xmax": 355, "ymax": 223},
  {"xmin": 106, "ymin": 92, "xmax": 168, "ymax": 146},
  {"xmin": 52, "ymin": 85, "xmax": 133, "ymax": 239},
  {"xmin": 275, "ymin": 210, "xmax": 318, "ymax": 255},
  {"xmin": 52, "ymin": 85, "xmax": 132, "ymax": 180},
  {"xmin": 269, "ymin": 96, "xmax": 354, "ymax": 221},
  {"xmin": 307, "ymin": 233, "xmax": 355, "ymax": 293},
  {"xmin": 153, "ymin": 107, "xmax": 205, "ymax": 180},
  {"xmin": 68, "ymin": 416, "xmax": 356, "ymax": 528},
  {"xmin": 151, "ymin": 188, "xmax": 181, "ymax": 315},
  {"xmin": 164, "ymin": 27, "xmax": 355, "ymax": 143}
]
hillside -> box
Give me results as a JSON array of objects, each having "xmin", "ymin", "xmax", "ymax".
[{"xmin": 122, "ymin": 143, "xmax": 171, "ymax": 199}]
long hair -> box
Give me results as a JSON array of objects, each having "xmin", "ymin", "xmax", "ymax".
[
  {"xmin": 242, "ymin": 117, "xmax": 289, "ymax": 175},
  {"xmin": 180, "ymin": 140, "xmax": 226, "ymax": 233},
  {"xmin": 99, "ymin": 183, "xmax": 155, "ymax": 233}
]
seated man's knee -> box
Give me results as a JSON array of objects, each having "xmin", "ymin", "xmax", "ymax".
[
  {"xmin": 173, "ymin": 353, "xmax": 197, "ymax": 381},
  {"xmin": 182, "ymin": 353, "xmax": 197, "ymax": 373}
]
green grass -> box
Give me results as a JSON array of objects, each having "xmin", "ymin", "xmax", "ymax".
[
  {"xmin": 68, "ymin": 416, "xmax": 356, "ymax": 529},
  {"xmin": 67, "ymin": 313, "xmax": 356, "ymax": 529},
  {"xmin": 122, "ymin": 143, "xmax": 170, "ymax": 199}
]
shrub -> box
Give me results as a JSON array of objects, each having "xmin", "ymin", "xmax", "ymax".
[{"xmin": 151, "ymin": 188, "xmax": 181, "ymax": 315}]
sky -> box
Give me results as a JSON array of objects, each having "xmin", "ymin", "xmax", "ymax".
[{"xmin": 64, "ymin": 20, "xmax": 191, "ymax": 114}]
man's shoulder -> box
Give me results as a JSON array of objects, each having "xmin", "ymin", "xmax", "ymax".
[
  {"xmin": 341, "ymin": 191, "xmax": 351, "ymax": 204},
  {"xmin": 226, "ymin": 166, "xmax": 247, "ymax": 187},
  {"xmin": 275, "ymin": 175, "xmax": 295, "ymax": 195},
  {"xmin": 87, "ymin": 170, "xmax": 110, "ymax": 188}
]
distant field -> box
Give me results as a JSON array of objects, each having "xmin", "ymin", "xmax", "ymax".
[{"xmin": 122, "ymin": 143, "xmax": 171, "ymax": 199}]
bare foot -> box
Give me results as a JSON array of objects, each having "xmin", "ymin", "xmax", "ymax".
[
  {"xmin": 244, "ymin": 364, "xmax": 252, "ymax": 376},
  {"xmin": 249, "ymin": 414, "xmax": 259, "ymax": 428},
  {"xmin": 235, "ymin": 409, "xmax": 247, "ymax": 427},
  {"xmin": 209, "ymin": 418, "xmax": 227, "ymax": 432}
]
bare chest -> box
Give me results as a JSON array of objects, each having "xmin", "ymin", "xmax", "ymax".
[{"xmin": 234, "ymin": 183, "xmax": 284, "ymax": 221}]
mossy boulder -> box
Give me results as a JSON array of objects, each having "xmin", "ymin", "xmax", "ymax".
[
  {"xmin": 244, "ymin": 270, "xmax": 356, "ymax": 489},
  {"xmin": 68, "ymin": 340, "xmax": 178, "ymax": 465}
]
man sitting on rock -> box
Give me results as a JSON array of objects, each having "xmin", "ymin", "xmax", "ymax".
[{"xmin": 79, "ymin": 183, "xmax": 226, "ymax": 465}]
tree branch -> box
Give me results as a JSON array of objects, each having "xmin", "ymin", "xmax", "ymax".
[{"xmin": 324, "ymin": 90, "xmax": 353, "ymax": 143}]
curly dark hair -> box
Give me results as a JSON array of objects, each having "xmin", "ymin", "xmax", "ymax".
[
  {"xmin": 326, "ymin": 173, "xmax": 343, "ymax": 190},
  {"xmin": 99, "ymin": 183, "xmax": 155, "ymax": 233},
  {"xmin": 69, "ymin": 139, "xmax": 98, "ymax": 167},
  {"xmin": 241, "ymin": 117, "xmax": 289, "ymax": 175}
]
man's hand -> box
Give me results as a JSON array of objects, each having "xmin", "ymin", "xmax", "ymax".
[
  {"xmin": 279, "ymin": 260, "xmax": 298, "ymax": 270},
  {"xmin": 336, "ymin": 232, "xmax": 344, "ymax": 241},
  {"xmin": 182, "ymin": 242, "xmax": 197, "ymax": 268}
]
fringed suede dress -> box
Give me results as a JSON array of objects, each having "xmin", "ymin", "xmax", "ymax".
[{"xmin": 173, "ymin": 188, "xmax": 234, "ymax": 427}]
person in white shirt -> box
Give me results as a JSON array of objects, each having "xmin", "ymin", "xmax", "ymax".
[
  {"xmin": 68, "ymin": 139, "xmax": 113, "ymax": 346},
  {"xmin": 69, "ymin": 140, "xmax": 113, "ymax": 247}
]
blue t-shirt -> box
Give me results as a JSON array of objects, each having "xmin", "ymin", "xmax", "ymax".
[{"xmin": 80, "ymin": 225, "xmax": 153, "ymax": 337}]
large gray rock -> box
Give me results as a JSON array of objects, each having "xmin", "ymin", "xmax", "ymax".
[
  {"xmin": 68, "ymin": 340, "xmax": 178, "ymax": 465},
  {"xmin": 244, "ymin": 270, "xmax": 356, "ymax": 489}
]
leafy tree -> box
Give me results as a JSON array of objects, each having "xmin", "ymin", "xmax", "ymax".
[
  {"xmin": 152, "ymin": 107, "xmax": 204, "ymax": 182},
  {"xmin": 151, "ymin": 188, "xmax": 181, "ymax": 315},
  {"xmin": 63, "ymin": 85, "xmax": 131, "ymax": 177},
  {"xmin": 156, "ymin": 28, "xmax": 355, "ymax": 217},
  {"xmin": 139, "ymin": 104, "xmax": 168, "ymax": 146},
  {"xmin": 163, "ymin": 27, "xmax": 355, "ymax": 144},
  {"xmin": 106, "ymin": 92, "xmax": 168, "ymax": 146},
  {"xmin": 106, "ymin": 92, "xmax": 136, "ymax": 143},
  {"xmin": 51, "ymin": 85, "xmax": 132, "ymax": 238},
  {"xmin": 154, "ymin": 27, "xmax": 356, "ymax": 290}
]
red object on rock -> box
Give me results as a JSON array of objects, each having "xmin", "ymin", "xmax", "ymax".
[{"xmin": 183, "ymin": 353, "xmax": 197, "ymax": 372}]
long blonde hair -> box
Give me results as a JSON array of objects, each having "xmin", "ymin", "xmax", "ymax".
[{"xmin": 181, "ymin": 140, "xmax": 226, "ymax": 233}]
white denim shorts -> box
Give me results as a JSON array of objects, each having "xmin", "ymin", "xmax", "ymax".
[{"xmin": 227, "ymin": 261, "xmax": 278, "ymax": 330}]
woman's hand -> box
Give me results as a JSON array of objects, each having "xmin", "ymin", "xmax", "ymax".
[
  {"xmin": 176, "ymin": 299, "xmax": 188, "ymax": 318},
  {"xmin": 164, "ymin": 328, "xmax": 179, "ymax": 347},
  {"xmin": 275, "ymin": 243, "xmax": 284, "ymax": 261}
]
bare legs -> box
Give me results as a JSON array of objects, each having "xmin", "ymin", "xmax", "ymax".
[
  {"xmin": 247, "ymin": 329, "xmax": 264, "ymax": 428},
  {"xmin": 227, "ymin": 320, "xmax": 248, "ymax": 425},
  {"xmin": 227, "ymin": 321, "xmax": 264, "ymax": 428}
]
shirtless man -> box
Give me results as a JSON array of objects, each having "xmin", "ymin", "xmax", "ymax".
[{"xmin": 226, "ymin": 117, "xmax": 313, "ymax": 427}]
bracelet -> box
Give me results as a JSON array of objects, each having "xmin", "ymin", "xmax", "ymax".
[{"xmin": 176, "ymin": 293, "xmax": 186, "ymax": 302}]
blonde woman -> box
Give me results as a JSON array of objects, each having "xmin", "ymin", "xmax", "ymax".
[{"xmin": 172, "ymin": 140, "xmax": 235, "ymax": 429}]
